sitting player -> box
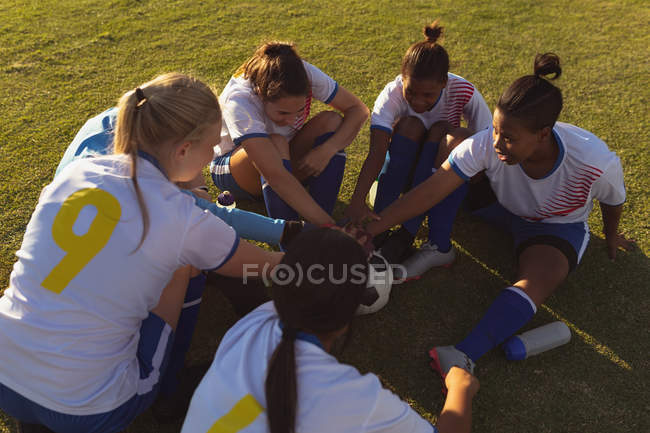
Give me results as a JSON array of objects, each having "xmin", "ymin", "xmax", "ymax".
[
  {"xmin": 346, "ymin": 20, "xmax": 491, "ymax": 276},
  {"xmin": 181, "ymin": 228, "xmax": 480, "ymax": 433},
  {"xmin": 0, "ymin": 73, "xmax": 283, "ymax": 433},
  {"xmin": 212, "ymin": 41, "xmax": 369, "ymax": 224},
  {"xmin": 364, "ymin": 53, "xmax": 633, "ymax": 379}
]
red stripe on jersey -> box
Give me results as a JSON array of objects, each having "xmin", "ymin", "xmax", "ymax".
[
  {"xmin": 292, "ymin": 90, "xmax": 312, "ymax": 132},
  {"xmin": 581, "ymin": 164, "xmax": 604, "ymax": 175}
]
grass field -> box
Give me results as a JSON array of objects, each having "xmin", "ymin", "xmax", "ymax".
[{"xmin": 1, "ymin": 0, "xmax": 649, "ymax": 432}]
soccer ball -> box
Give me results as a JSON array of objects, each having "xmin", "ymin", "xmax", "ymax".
[{"xmin": 356, "ymin": 251, "xmax": 394, "ymax": 315}]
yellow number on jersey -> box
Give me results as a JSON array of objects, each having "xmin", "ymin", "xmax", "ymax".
[
  {"xmin": 41, "ymin": 188, "xmax": 121, "ymax": 294},
  {"xmin": 207, "ymin": 394, "xmax": 263, "ymax": 433}
]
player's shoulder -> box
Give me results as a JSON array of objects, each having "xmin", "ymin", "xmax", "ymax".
[
  {"xmin": 220, "ymin": 76, "xmax": 257, "ymax": 105},
  {"xmin": 447, "ymin": 72, "xmax": 475, "ymax": 89},
  {"xmin": 298, "ymin": 351, "xmax": 381, "ymax": 399},
  {"xmin": 555, "ymin": 122, "xmax": 618, "ymax": 169},
  {"xmin": 445, "ymin": 73, "xmax": 476, "ymax": 101}
]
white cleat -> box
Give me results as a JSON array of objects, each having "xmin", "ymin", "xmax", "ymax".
[
  {"xmin": 429, "ymin": 345, "xmax": 475, "ymax": 377},
  {"xmin": 400, "ymin": 243, "xmax": 456, "ymax": 279}
]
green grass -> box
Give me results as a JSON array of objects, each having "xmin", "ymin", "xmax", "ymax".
[{"xmin": 1, "ymin": 0, "xmax": 649, "ymax": 432}]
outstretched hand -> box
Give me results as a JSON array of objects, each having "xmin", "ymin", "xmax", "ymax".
[
  {"xmin": 605, "ymin": 232, "xmax": 635, "ymax": 261},
  {"xmin": 344, "ymin": 201, "xmax": 380, "ymax": 225}
]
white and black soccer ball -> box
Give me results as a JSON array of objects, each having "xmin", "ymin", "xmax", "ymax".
[{"xmin": 356, "ymin": 251, "xmax": 394, "ymax": 315}]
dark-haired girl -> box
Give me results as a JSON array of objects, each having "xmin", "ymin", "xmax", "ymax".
[
  {"xmin": 182, "ymin": 228, "xmax": 479, "ymax": 433},
  {"xmin": 212, "ymin": 42, "xmax": 369, "ymax": 225},
  {"xmin": 346, "ymin": 21, "xmax": 491, "ymax": 275},
  {"xmin": 364, "ymin": 53, "xmax": 632, "ymax": 378}
]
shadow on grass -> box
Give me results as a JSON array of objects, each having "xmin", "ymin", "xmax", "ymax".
[{"xmin": 125, "ymin": 202, "xmax": 647, "ymax": 433}]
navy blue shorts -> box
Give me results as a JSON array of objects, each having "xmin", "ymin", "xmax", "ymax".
[
  {"xmin": 0, "ymin": 313, "xmax": 174, "ymax": 433},
  {"xmin": 210, "ymin": 150, "xmax": 261, "ymax": 202},
  {"xmin": 472, "ymin": 201, "xmax": 590, "ymax": 272}
]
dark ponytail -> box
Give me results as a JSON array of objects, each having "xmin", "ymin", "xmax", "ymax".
[
  {"xmin": 265, "ymin": 329, "xmax": 298, "ymax": 433},
  {"xmin": 496, "ymin": 53, "xmax": 563, "ymax": 131},
  {"xmin": 265, "ymin": 228, "xmax": 368, "ymax": 433},
  {"xmin": 237, "ymin": 42, "xmax": 310, "ymax": 101},
  {"xmin": 401, "ymin": 20, "xmax": 449, "ymax": 82}
]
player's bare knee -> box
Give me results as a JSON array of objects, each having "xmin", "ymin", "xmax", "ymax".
[
  {"xmin": 426, "ymin": 120, "xmax": 452, "ymax": 143},
  {"xmin": 313, "ymin": 110, "xmax": 343, "ymax": 132},
  {"xmin": 518, "ymin": 246, "xmax": 569, "ymax": 294},
  {"xmin": 269, "ymin": 134, "xmax": 291, "ymax": 159},
  {"xmin": 394, "ymin": 116, "xmax": 426, "ymax": 142}
]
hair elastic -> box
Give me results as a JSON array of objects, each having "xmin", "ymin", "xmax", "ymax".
[{"xmin": 135, "ymin": 87, "xmax": 146, "ymax": 106}]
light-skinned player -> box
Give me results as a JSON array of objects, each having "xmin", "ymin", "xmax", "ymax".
[
  {"xmin": 0, "ymin": 73, "xmax": 283, "ymax": 433},
  {"xmin": 181, "ymin": 228, "xmax": 480, "ymax": 433},
  {"xmin": 346, "ymin": 21, "xmax": 492, "ymax": 277},
  {"xmin": 364, "ymin": 53, "xmax": 633, "ymax": 380},
  {"xmin": 211, "ymin": 42, "xmax": 369, "ymax": 224}
]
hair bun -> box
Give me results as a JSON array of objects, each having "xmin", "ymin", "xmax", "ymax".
[
  {"xmin": 534, "ymin": 52, "xmax": 562, "ymax": 80},
  {"xmin": 423, "ymin": 21, "xmax": 443, "ymax": 43}
]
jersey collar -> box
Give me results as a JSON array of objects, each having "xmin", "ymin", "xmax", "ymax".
[
  {"xmin": 137, "ymin": 150, "xmax": 169, "ymax": 179},
  {"xmin": 279, "ymin": 322, "xmax": 324, "ymax": 349}
]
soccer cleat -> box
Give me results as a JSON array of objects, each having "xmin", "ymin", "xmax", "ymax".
[
  {"xmin": 400, "ymin": 243, "xmax": 455, "ymax": 279},
  {"xmin": 429, "ymin": 345, "xmax": 475, "ymax": 378},
  {"xmin": 377, "ymin": 226, "xmax": 415, "ymax": 264}
]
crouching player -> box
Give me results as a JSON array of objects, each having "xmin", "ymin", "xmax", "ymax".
[
  {"xmin": 181, "ymin": 228, "xmax": 479, "ymax": 433},
  {"xmin": 346, "ymin": 20, "xmax": 492, "ymax": 277},
  {"xmin": 364, "ymin": 53, "xmax": 633, "ymax": 379},
  {"xmin": 0, "ymin": 73, "xmax": 283, "ymax": 433}
]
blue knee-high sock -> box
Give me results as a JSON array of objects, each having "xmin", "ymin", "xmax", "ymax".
[
  {"xmin": 373, "ymin": 133, "xmax": 420, "ymax": 214},
  {"xmin": 308, "ymin": 132, "xmax": 345, "ymax": 215},
  {"xmin": 403, "ymin": 141, "xmax": 439, "ymax": 236},
  {"xmin": 158, "ymin": 273, "xmax": 207, "ymax": 395},
  {"xmin": 261, "ymin": 159, "xmax": 299, "ymax": 221},
  {"xmin": 455, "ymin": 287, "xmax": 536, "ymax": 361},
  {"xmin": 422, "ymin": 182, "xmax": 468, "ymax": 252}
]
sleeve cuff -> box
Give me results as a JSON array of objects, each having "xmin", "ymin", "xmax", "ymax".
[
  {"xmin": 206, "ymin": 235, "xmax": 240, "ymax": 272},
  {"xmin": 370, "ymin": 124, "xmax": 392, "ymax": 134},
  {"xmin": 448, "ymin": 155, "xmax": 471, "ymax": 181},
  {"xmin": 323, "ymin": 82, "xmax": 339, "ymax": 104},
  {"xmin": 233, "ymin": 133, "xmax": 270, "ymax": 146}
]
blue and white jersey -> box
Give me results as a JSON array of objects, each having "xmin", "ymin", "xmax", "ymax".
[
  {"xmin": 371, "ymin": 73, "xmax": 492, "ymax": 135},
  {"xmin": 56, "ymin": 107, "xmax": 117, "ymax": 176},
  {"xmin": 181, "ymin": 302, "xmax": 435, "ymax": 433},
  {"xmin": 449, "ymin": 122, "xmax": 626, "ymax": 223},
  {"xmin": 214, "ymin": 60, "xmax": 339, "ymax": 157},
  {"xmin": 0, "ymin": 155, "xmax": 238, "ymax": 415}
]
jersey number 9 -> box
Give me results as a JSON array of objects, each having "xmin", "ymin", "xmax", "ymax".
[{"xmin": 42, "ymin": 188, "xmax": 121, "ymax": 294}]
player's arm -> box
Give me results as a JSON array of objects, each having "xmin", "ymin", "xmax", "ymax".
[
  {"xmin": 242, "ymin": 137, "xmax": 335, "ymax": 225},
  {"xmin": 345, "ymin": 128, "xmax": 391, "ymax": 223},
  {"xmin": 215, "ymin": 239, "xmax": 283, "ymax": 279},
  {"xmin": 435, "ymin": 367, "xmax": 479, "ymax": 433},
  {"xmin": 297, "ymin": 87, "xmax": 369, "ymax": 178},
  {"xmin": 599, "ymin": 202, "xmax": 634, "ymax": 260},
  {"xmin": 322, "ymin": 86, "xmax": 370, "ymax": 152},
  {"xmin": 365, "ymin": 161, "xmax": 465, "ymax": 236}
]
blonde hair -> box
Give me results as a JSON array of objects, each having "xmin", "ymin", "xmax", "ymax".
[{"xmin": 114, "ymin": 72, "xmax": 221, "ymax": 249}]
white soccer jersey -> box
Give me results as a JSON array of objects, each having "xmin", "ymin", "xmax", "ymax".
[
  {"xmin": 0, "ymin": 155, "xmax": 238, "ymax": 415},
  {"xmin": 215, "ymin": 60, "xmax": 339, "ymax": 156},
  {"xmin": 182, "ymin": 302, "xmax": 435, "ymax": 433},
  {"xmin": 448, "ymin": 122, "xmax": 626, "ymax": 223},
  {"xmin": 370, "ymin": 73, "xmax": 492, "ymax": 135}
]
